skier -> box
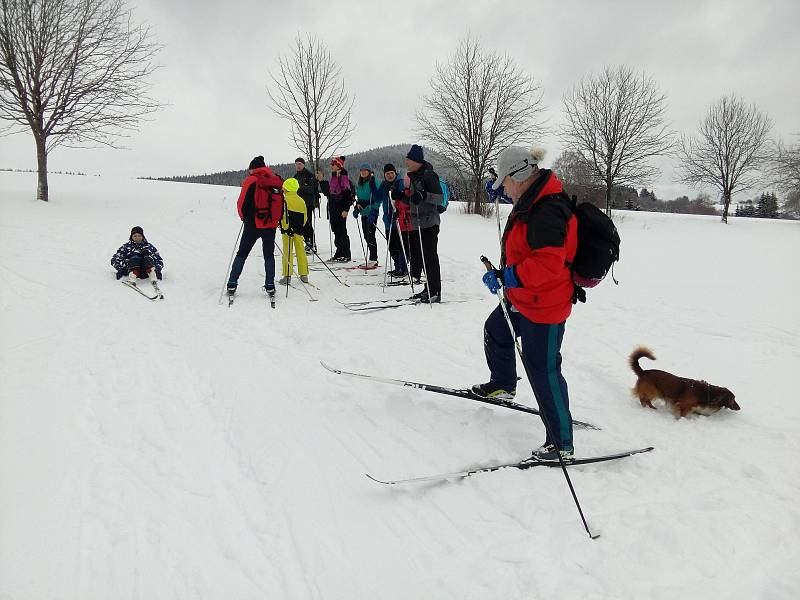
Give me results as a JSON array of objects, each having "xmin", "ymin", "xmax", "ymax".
[
  {"xmin": 317, "ymin": 156, "xmax": 353, "ymax": 262},
  {"xmin": 278, "ymin": 177, "xmax": 309, "ymax": 285},
  {"xmin": 486, "ymin": 167, "xmax": 511, "ymax": 204},
  {"xmin": 375, "ymin": 163, "xmax": 407, "ymax": 277},
  {"xmin": 293, "ymin": 157, "xmax": 320, "ymax": 253},
  {"xmin": 398, "ymin": 144, "xmax": 444, "ymax": 303},
  {"xmin": 226, "ymin": 155, "xmax": 284, "ymax": 296},
  {"xmin": 473, "ymin": 146, "xmax": 577, "ymax": 460},
  {"xmin": 111, "ymin": 226, "xmax": 164, "ymax": 285},
  {"xmin": 353, "ymin": 163, "xmax": 380, "ymax": 267}
]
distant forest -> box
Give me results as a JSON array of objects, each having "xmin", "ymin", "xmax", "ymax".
[
  {"xmin": 144, "ymin": 144, "xmax": 464, "ymax": 193},
  {"xmin": 140, "ymin": 144, "xmax": 797, "ymax": 219}
]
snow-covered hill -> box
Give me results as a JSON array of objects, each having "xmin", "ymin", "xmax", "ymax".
[{"xmin": 1, "ymin": 172, "xmax": 798, "ymax": 599}]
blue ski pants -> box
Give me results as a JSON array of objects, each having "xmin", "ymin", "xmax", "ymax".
[{"xmin": 483, "ymin": 303, "xmax": 573, "ymax": 450}]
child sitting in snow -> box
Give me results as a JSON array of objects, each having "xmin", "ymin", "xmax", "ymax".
[{"xmin": 111, "ymin": 226, "xmax": 164, "ymax": 285}]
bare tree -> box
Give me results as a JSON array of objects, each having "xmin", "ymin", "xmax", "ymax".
[
  {"xmin": 552, "ymin": 149, "xmax": 604, "ymax": 207},
  {"xmin": 415, "ymin": 35, "xmax": 545, "ymax": 216},
  {"xmin": 561, "ymin": 65, "xmax": 673, "ymax": 215},
  {"xmin": 0, "ymin": 0, "xmax": 161, "ymax": 201},
  {"xmin": 773, "ymin": 135, "xmax": 800, "ymax": 217},
  {"xmin": 268, "ymin": 34, "xmax": 354, "ymax": 173},
  {"xmin": 677, "ymin": 94, "xmax": 772, "ymax": 223}
]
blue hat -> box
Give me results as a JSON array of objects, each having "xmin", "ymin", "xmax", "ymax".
[
  {"xmin": 406, "ymin": 144, "xmax": 424, "ymax": 164},
  {"xmin": 358, "ymin": 162, "xmax": 371, "ymax": 171}
]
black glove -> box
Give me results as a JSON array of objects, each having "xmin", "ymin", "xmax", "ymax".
[{"xmin": 410, "ymin": 190, "xmax": 424, "ymax": 205}]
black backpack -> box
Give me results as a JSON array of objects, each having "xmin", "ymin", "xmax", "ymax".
[{"xmin": 567, "ymin": 195, "xmax": 620, "ymax": 302}]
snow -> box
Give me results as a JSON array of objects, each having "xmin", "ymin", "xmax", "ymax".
[{"xmin": 1, "ymin": 171, "xmax": 799, "ymax": 599}]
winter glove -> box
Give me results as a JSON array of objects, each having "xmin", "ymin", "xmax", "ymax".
[
  {"xmin": 410, "ymin": 190, "xmax": 424, "ymax": 205},
  {"xmin": 482, "ymin": 269, "xmax": 502, "ymax": 295},
  {"xmin": 352, "ymin": 207, "xmax": 360, "ymax": 218},
  {"xmin": 482, "ymin": 266, "xmax": 521, "ymax": 295}
]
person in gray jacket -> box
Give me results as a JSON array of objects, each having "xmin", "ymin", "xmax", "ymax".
[{"xmin": 400, "ymin": 144, "xmax": 443, "ymax": 303}]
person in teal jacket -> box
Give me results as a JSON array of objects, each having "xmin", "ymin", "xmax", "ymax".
[
  {"xmin": 353, "ymin": 163, "xmax": 380, "ymax": 265},
  {"xmin": 375, "ymin": 163, "xmax": 407, "ymax": 276}
]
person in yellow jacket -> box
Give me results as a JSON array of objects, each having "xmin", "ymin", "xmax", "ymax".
[{"xmin": 278, "ymin": 178, "xmax": 309, "ymax": 285}]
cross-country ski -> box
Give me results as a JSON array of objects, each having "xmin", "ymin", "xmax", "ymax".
[
  {"xmin": 320, "ymin": 361, "xmax": 600, "ymax": 429},
  {"xmin": 366, "ymin": 447, "xmax": 655, "ymax": 485}
]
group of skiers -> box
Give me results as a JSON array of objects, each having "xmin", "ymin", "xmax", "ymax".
[
  {"xmin": 109, "ymin": 143, "xmax": 580, "ymax": 461},
  {"xmin": 215, "ymin": 144, "xmax": 446, "ymax": 303}
]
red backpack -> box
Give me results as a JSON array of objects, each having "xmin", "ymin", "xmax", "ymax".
[{"xmin": 252, "ymin": 173, "xmax": 284, "ymax": 229}]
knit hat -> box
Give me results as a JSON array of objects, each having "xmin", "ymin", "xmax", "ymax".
[
  {"xmin": 488, "ymin": 167, "xmax": 497, "ymax": 178},
  {"xmin": 249, "ymin": 155, "xmax": 266, "ymax": 170},
  {"xmin": 294, "ymin": 157, "xmax": 306, "ymax": 165},
  {"xmin": 358, "ymin": 162, "xmax": 371, "ymax": 172},
  {"xmin": 406, "ymin": 144, "xmax": 424, "ymax": 164},
  {"xmin": 492, "ymin": 147, "xmax": 546, "ymax": 190},
  {"xmin": 330, "ymin": 156, "xmax": 345, "ymax": 169},
  {"xmin": 383, "ymin": 163, "xmax": 396, "ymax": 174},
  {"xmin": 283, "ymin": 177, "xmax": 300, "ymax": 193},
  {"xmin": 129, "ymin": 226, "xmax": 144, "ymax": 241}
]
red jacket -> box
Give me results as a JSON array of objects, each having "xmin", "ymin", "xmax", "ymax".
[
  {"xmin": 503, "ymin": 170, "xmax": 577, "ymax": 324},
  {"xmin": 237, "ymin": 166, "xmax": 284, "ymax": 229},
  {"xmin": 393, "ymin": 175, "xmax": 413, "ymax": 232}
]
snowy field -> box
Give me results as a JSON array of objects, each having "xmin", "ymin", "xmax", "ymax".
[{"xmin": 1, "ymin": 171, "xmax": 799, "ymax": 600}]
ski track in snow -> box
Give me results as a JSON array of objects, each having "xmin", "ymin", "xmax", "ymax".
[{"xmin": 1, "ymin": 172, "xmax": 799, "ymax": 599}]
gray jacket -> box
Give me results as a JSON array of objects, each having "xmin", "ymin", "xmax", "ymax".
[{"xmin": 407, "ymin": 161, "xmax": 443, "ymax": 229}]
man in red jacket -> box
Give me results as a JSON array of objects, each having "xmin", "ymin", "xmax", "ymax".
[
  {"xmin": 227, "ymin": 155, "xmax": 284, "ymax": 294},
  {"xmin": 472, "ymin": 146, "xmax": 578, "ymax": 460}
]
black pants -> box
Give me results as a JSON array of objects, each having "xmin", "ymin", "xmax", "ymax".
[
  {"xmin": 408, "ymin": 225, "xmax": 441, "ymax": 296},
  {"xmin": 302, "ymin": 198, "xmax": 316, "ymax": 249},
  {"xmin": 227, "ymin": 225, "xmax": 276, "ymax": 288},
  {"xmin": 127, "ymin": 255, "xmax": 154, "ymax": 276},
  {"xmin": 361, "ymin": 216, "xmax": 378, "ymax": 261},
  {"xmin": 387, "ymin": 223, "xmax": 407, "ymax": 273},
  {"xmin": 329, "ymin": 203, "xmax": 350, "ymax": 259},
  {"xmin": 484, "ymin": 305, "xmax": 572, "ymax": 450}
]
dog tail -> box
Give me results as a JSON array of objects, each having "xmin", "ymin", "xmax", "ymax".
[{"xmin": 630, "ymin": 346, "xmax": 655, "ymax": 377}]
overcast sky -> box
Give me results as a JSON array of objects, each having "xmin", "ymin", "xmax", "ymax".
[{"xmin": 2, "ymin": 0, "xmax": 798, "ymax": 199}]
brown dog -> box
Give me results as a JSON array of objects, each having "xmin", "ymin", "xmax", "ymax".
[{"xmin": 630, "ymin": 347, "xmax": 740, "ymax": 417}]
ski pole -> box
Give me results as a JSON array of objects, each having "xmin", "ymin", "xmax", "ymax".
[
  {"xmin": 285, "ymin": 231, "xmax": 293, "ymax": 298},
  {"xmin": 382, "ymin": 214, "xmax": 394, "ymax": 292},
  {"xmin": 355, "ymin": 213, "xmax": 368, "ymax": 270},
  {"xmin": 485, "ymin": 206, "xmax": 597, "ymax": 540},
  {"xmin": 218, "ymin": 222, "xmax": 244, "ymax": 305},
  {"xmin": 414, "ymin": 203, "xmax": 433, "ymax": 310},
  {"xmin": 326, "ymin": 196, "xmax": 334, "ymax": 260},
  {"xmin": 399, "ymin": 226, "xmax": 415, "ymax": 296},
  {"xmin": 309, "ymin": 246, "xmax": 349, "ymax": 287}
]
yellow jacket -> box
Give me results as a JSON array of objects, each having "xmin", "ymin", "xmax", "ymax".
[{"xmin": 281, "ymin": 178, "xmax": 307, "ymax": 232}]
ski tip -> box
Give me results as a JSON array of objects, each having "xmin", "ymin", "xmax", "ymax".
[
  {"xmin": 319, "ymin": 361, "xmax": 339, "ymax": 374},
  {"xmin": 365, "ymin": 473, "xmax": 393, "ymax": 485}
]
